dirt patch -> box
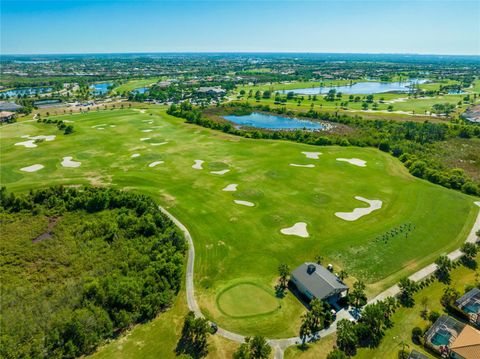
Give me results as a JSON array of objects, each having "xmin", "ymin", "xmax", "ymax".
[{"xmin": 33, "ymin": 217, "xmax": 60, "ymax": 243}]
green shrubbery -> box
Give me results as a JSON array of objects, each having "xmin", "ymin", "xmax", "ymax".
[{"xmin": 0, "ymin": 186, "xmax": 186, "ymax": 358}]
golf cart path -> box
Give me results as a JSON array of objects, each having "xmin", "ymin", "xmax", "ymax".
[{"xmin": 159, "ymin": 202, "xmax": 480, "ymax": 359}]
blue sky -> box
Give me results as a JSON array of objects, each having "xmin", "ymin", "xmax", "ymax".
[{"xmin": 1, "ymin": 0, "xmax": 479, "ymax": 55}]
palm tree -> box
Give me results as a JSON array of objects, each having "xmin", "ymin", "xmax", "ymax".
[{"xmin": 397, "ymin": 340, "xmax": 410, "ymax": 359}]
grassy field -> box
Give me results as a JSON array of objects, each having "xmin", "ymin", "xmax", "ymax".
[
  {"xmin": 1, "ymin": 107, "xmax": 478, "ymax": 339},
  {"xmin": 114, "ymin": 78, "xmax": 162, "ymax": 93},
  {"xmin": 91, "ymin": 286, "xmax": 240, "ymax": 359},
  {"xmin": 285, "ymin": 256, "xmax": 480, "ymax": 359},
  {"xmin": 233, "ymin": 79, "xmax": 479, "ymax": 121}
]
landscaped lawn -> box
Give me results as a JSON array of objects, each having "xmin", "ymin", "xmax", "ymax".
[
  {"xmin": 1, "ymin": 107, "xmax": 478, "ymax": 338},
  {"xmin": 284, "ymin": 257, "xmax": 480, "ymax": 359},
  {"xmin": 114, "ymin": 78, "xmax": 162, "ymax": 93}
]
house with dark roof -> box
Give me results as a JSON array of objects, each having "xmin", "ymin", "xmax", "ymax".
[
  {"xmin": 290, "ymin": 262, "xmax": 348, "ymax": 305},
  {"xmin": 455, "ymin": 288, "xmax": 480, "ymax": 328}
]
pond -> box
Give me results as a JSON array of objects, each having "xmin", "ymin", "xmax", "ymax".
[
  {"xmin": 223, "ymin": 112, "xmax": 324, "ymax": 130},
  {"xmin": 1, "ymin": 87, "xmax": 52, "ymax": 97},
  {"xmin": 133, "ymin": 87, "xmax": 148, "ymax": 94},
  {"xmin": 90, "ymin": 83, "xmax": 113, "ymax": 95},
  {"xmin": 278, "ymin": 79, "xmax": 428, "ymax": 95}
]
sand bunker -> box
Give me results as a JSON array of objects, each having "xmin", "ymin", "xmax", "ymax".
[
  {"xmin": 141, "ymin": 129, "xmax": 153, "ymax": 133},
  {"xmin": 280, "ymin": 222, "xmax": 309, "ymax": 238},
  {"xmin": 135, "ymin": 109, "xmax": 146, "ymax": 114},
  {"xmin": 15, "ymin": 135, "xmax": 56, "ymax": 148},
  {"xmin": 192, "ymin": 160, "xmax": 204, "ymax": 169},
  {"xmin": 109, "ymin": 125, "xmax": 116, "ymax": 128},
  {"xmin": 61, "ymin": 156, "xmax": 81, "ymax": 168},
  {"xmin": 97, "ymin": 127, "xmax": 105, "ymax": 130},
  {"xmin": 475, "ymin": 201, "xmax": 480, "ymax": 207},
  {"xmin": 140, "ymin": 137, "xmax": 151, "ymax": 141},
  {"xmin": 302, "ymin": 151, "xmax": 322, "ymax": 159},
  {"xmin": 30, "ymin": 135, "xmax": 56, "ymax": 141},
  {"xmin": 222, "ymin": 184, "xmax": 238, "ymax": 192},
  {"xmin": 335, "ymin": 196, "xmax": 382, "ymax": 221},
  {"xmin": 336, "ymin": 158, "xmax": 367, "ymax": 167},
  {"xmin": 151, "ymin": 142, "xmax": 168, "ymax": 146},
  {"xmin": 131, "ymin": 153, "xmax": 141, "ymax": 158},
  {"xmin": 15, "ymin": 140, "xmax": 37, "ymax": 148},
  {"xmin": 20, "ymin": 164, "xmax": 44, "ymax": 172},
  {"xmin": 91, "ymin": 124, "xmax": 106, "ymax": 128},
  {"xmin": 290, "ymin": 164, "xmax": 315, "ymax": 168},
  {"xmin": 211, "ymin": 169, "xmax": 230, "ymax": 175},
  {"xmin": 234, "ymin": 200, "xmax": 254, "ymax": 207},
  {"xmin": 148, "ymin": 161, "xmax": 164, "ymax": 168}
]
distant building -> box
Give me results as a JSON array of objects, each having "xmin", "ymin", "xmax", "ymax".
[
  {"xmin": 0, "ymin": 101, "xmax": 23, "ymax": 112},
  {"xmin": 455, "ymin": 288, "xmax": 480, "ymax": 328},
  {"xmin": 290, "ymin": 262, "xmax": 348, "ymax": 305},
  {"xmin": 196, "ymin": 86, "xmax": 226, "ymax": 96},
  {"xmin": 156, "ymin": 80, "xmax": 172, "ymax": 89},
  {"xmin": 462, "ymin": 105, "xmax": 480, "ymax": 123},
  {"xmin": 0, "ymin": 111, "xmax": 16, "ymax": 122}
]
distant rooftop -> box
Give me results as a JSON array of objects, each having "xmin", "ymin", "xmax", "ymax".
[{"xmin": 0, "ymin": 102, "xmax": 22, "ymax": 111}]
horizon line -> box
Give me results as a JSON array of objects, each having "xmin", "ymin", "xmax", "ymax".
[{"xmin": 1, "ymin": 51, "xmax": 479, "ymax": 57}]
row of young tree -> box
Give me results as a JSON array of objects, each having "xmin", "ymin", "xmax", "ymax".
[
  {"xmin": 36, "ymin": 116, "xmax": 74, "ymax": 134},
  {"xmin": 0, "ymin": 186, "xmax": 186, "ymax": 358},
  {"xmin": 167, "ymin": 102, "xmax": 480, "ymax": 196}
]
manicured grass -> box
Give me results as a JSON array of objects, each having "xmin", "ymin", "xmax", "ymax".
[
  {"xmin": 1, "ymin": 107, "xmax": 478, "ymax": 338},
  {"xmin": 114, "ymin": 78, "xmax": 162, "ymax": 93},
  {"xmin": 237, "ymin": 79, "xmax": 356, "ymax": 93},
  {"xmin": 91, "ymin": 290, "xmax": 240, "ymax": 359},
  {"xmin": 234, "ymin": 79, "xmax": 479, "ymax": 121},
  {"xmin": 217, "ymin": 282, "xmax": 280, "ymax": 318},
  {"xmin": 284, "ymin": 257, "xmax": 480, "ymax": 359},
  {"xmin": 354, "ymin": 258, "xmax": 480, "ymax": 359}
]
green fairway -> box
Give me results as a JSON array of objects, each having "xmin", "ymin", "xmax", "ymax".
[
  {"xmin": 217, "ymin": 282, "xmax": 280, "ymax": 318},
  {"xmin": 114, "ymin": 78, "xmax": 162, "ymax": 93},
  {"xmin": 1, "ymin": 107, "xmax": 478, "ymax": 338}
]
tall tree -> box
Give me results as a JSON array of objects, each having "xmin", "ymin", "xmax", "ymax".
[
  {"xmin": 398, "ymin": 277, "xmax": 418, "ymax": 307},
  {"xmin": 278, "ymin": 263, "xmax": 290, "ymax": 290},
  {"xmin": 336, "ymin": 319, "xmax": 358, "ymax": 355},
  {"xmin": 435, "ymin": 255, "xmax": 453, "ymax": 283},
  {"xmin": 233, "ymin": 336, "xmax": 271, "ymax": 359},
  {"xmin": 175, "ymin": 311, "xmax": 210, "ymax": 359},
  {"xmin": 350, "ymin": 281, "xmax": 367, "ymax": 309}
]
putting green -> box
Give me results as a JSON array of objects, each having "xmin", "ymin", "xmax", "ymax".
[
  {"xmin": 217, "ymin": 282, "xmax": 280, "ymax": 318},
  {"xmin": 1, "ymin": 106, "xmax": 478, "ymax": 337}
]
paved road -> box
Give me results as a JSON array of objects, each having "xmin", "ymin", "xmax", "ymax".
[{"xmin": 160, "ymin": 202, "xmax": 480, "ymax": 358}]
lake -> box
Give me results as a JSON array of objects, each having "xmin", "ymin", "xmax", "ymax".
[
  {"xmin": 1, "ymin": 87, "xmax": 52, "ymax": 97},
  {"xmin": 90, "ymin": 83, "xmax": 113, "ymax": 95},
  {"xmin": 223, "ymin": 112, "xmax": 325, "ymax": 130},
  {"xmin": 133, "ymin": 87, "xmax": 148, "ymax": 94},
  {"xmin": 278, "ymin": 79, "xmax": 428, "ymax": 95}
]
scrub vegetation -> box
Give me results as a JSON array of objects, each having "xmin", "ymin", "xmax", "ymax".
[{"xmin": 0, "ymin": 186, "xmax": 186, "ymax": 358}]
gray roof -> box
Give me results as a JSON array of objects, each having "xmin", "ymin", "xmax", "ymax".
[
  {"xmin": 0, "ymin": 102, "xmax": 22, "ymax": 111},
  {"xmin": 291, "ymin": 262, "xmax": 348, "ymax": 300},
  {"xmin": 456, "ymin": 287, "xmax": 480, "ymax": 310}
]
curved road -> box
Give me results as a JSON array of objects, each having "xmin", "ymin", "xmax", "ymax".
[{"xmin": 160, "ymin": 202, "xmax": 480, "ymax": 359}]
